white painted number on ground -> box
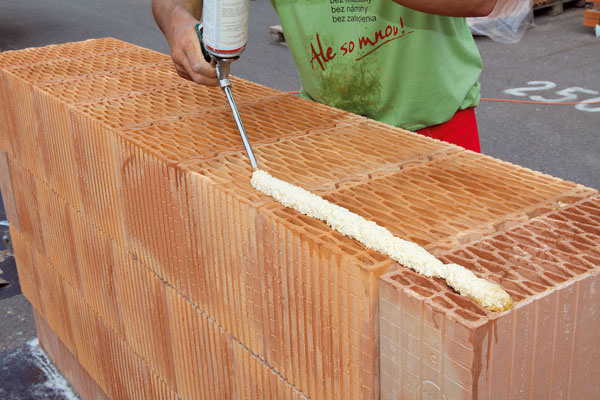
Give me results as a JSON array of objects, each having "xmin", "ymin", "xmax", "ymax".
[
  {"xmin": 504, "ymin": 81, "xmax": 600, "ymax": 112},
  {"xmin": 504, "ymin": 81, "xmax": 556, "ymax": 96}
]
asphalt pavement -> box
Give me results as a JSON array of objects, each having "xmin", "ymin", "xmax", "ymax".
[{"xmin": 0, "ymin": 0, "xmax": 598, "ymax": 398}]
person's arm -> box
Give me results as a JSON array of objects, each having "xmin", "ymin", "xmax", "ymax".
[
  {"xmin": 152, "ymin": 0, "xmax": 218, "ymax": 86},
  {"xmin": 392, "ymin": 0, "xmax": 497, "ymax": 17}
]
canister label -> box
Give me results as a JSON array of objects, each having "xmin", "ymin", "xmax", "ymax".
[{"xmin": 203, "ymin": 0, "xmax": 249, "ymax": 57}]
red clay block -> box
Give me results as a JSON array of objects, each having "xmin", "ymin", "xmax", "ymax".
[
  {"xmin": 0, "ymin": 74, "xmax": 15, "ymax": 156},
  {"xmin": 34, "ymin": 86, "xmax": 83, "ymax": 209},
  {"xmin": 0, "ymin": 150, "xmax": 19, "ymax": 229},
  {"xmin": 69, "ymin": 109, "xmax": 128, "ymax": 244},
  {"xmin": 4, "ymin": 39, "xmax": 600, "ymax": 400},
  {"xmin": 583, "ymin": 9, "xmax": 600, "ymax": 27},
  {"xmin": 70, "ymin": 207, "xmax": 125, "ymax": 337},
  {"xmin": 13, "ymin": 221, "xmax": 310, "ymax": 399},
  {"xmin": 7, "ymin": 159, "xmax": 46, "ymax": 256},
  {"xmin": 112, "ymin": 244, "xmax": 177, "ymax": 388},
  {"xmin": 0, "ymin": 69, "xmax": 47, "ymax": 179},
  {"xmin": 38, "ymin": 62, "xmax": 181, "ymax": 105},
  {"xmin": 121, "ymin": 94, "xmax": 361, "ymax": 165},
  {"xmin": 11, "ymin": 226, "xmax": 43, "ymax": 313},
  {"xmin": 0, "ymin": 38, "xmax": 136, "ymax": 69},
  {"xmin": 76, "ymin": 77, "xmax": 282, "ymax": 130},
  {"xmin": 380, "ymin": 196, "xmax": 600, "ymax": 399},
  {"xmin": 4, "ymin": 46, "xmax": 168, "ymax": 84},
  {"xmin": 35, "ymin": 176, "xmax": 81, "ymax": 291},
  {"xmin": 33, "ymin": 309, "xmax": 112, "ymax": 400}
]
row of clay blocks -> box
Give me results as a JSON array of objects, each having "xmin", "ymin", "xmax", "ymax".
[{"xmin": 1, "ymin": 38, "xmax": 599, "ymax": 399}]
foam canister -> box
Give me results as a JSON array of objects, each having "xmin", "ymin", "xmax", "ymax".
[{"xmin": 202, "ymin": 0, "xmax": 250, "ymax": 58}]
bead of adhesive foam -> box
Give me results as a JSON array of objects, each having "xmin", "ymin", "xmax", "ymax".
[{"xmin": 251, "ymin": 169, "xmax": 513, "ymax": 312}]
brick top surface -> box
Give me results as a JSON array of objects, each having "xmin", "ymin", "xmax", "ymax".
[
  {"xmin": 2, "ymin": 38, "xmax": 599, "ymax": 320},
  {"xmin": 383, "ymin": 195, "xmax": 600, "ymax": 326}
]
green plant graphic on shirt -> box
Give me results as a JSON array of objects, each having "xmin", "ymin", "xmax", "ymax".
[{"xmin": 317, "ymin": 59, "xmax": 382, "ymax": 118}]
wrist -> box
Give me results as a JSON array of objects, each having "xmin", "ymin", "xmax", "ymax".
[{"xmin": 165, "ymin": 5, "xmax": 200, "ymax": 48}]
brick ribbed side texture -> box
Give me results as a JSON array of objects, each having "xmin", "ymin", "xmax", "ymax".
[
  {"xmin": 33, "ymin": 309, "xmax": 112, "ymax": 400},
  {"xmin": 1, "ymin": 38, "xmax": 599, "ymax": 400},
  {"xmin": 13, "ymin": 220, "xmax": 308, "ymax": 400},
  {"xmin": 380, "ymin": 196, "xmax": 600, "ymax": 399}
]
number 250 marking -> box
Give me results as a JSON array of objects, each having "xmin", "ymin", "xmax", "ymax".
[{"xmin": 504, "ymin": 81, "xmax": 600, "ymax": 112}]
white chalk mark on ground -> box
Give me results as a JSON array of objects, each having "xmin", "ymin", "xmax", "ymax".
[{"xmin": 27, "ymin": 339, "xmax": 80, "ymax": 400}]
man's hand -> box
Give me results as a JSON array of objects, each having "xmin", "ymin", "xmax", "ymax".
[
  {"xmin": 152, "ymin": 0, "xmax": 218, "ymax": 86},
  {"xmin": 168, "ymin": 18, "xmax": 218, "ymax": 86}
]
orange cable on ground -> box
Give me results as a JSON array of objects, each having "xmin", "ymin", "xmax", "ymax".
[
  {"xmin": 285, "ymin": 91, "xmax": 600, "ymax": 105},
  {"xmin": 481, "ymin": 98, "xmax": 600, "ymax": 105}
]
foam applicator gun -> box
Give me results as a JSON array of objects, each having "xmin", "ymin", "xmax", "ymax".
[{"xmin": 195, "ymin": 0, "xmax": 258, "ymax": 170}]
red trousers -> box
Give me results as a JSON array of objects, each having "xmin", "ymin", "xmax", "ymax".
[{"xmin": 417, "ymin": 108, "xmax": 481, "ymax": 153}]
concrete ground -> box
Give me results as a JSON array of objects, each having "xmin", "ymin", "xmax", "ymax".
[{"xmin": 0, "ymin": 0, "xmax": 598, "ymax": 397}]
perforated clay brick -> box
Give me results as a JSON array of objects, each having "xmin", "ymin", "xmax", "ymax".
[
  {"xmin": 379, "ymin": 195, "xmax": 600, "ymax": 400},
  {"xmin": 13, "ymin": 222, "xmax": 310, "ymax": 400},
  {"xmin": 4, "ymin": 46, "xmax": 168, "ymax": 84},
  {"xmin": 0, "ymin": 38, "xmax": 135, "ymax": 69},
  {"xmin": 320, "ymin": 151, "xmax": 595, "ymax": 251},
  {"xmin": 38, "ymin": 62, "xmax": 181, "ymax": 105},
  {"xmin": 4, "ymin": 39, "xmax": 600, "ymax": 400},
  {"xmin": 121, "ymin": 94, "xmax": 362, "ymax": 164},
  {"xmin": 76, "ymin": 76, "xmax": 283, "ymax": 130}
]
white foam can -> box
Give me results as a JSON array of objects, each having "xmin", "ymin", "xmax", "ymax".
[{"xmin": 202, "ymin": 0, "xmax": 250, "ymax": 58}]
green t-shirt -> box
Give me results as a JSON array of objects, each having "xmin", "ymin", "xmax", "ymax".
[{"xmin": 270, "ymin": 0, "xmax": 482, "ymax": 131}]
